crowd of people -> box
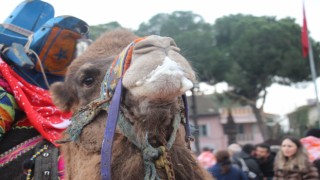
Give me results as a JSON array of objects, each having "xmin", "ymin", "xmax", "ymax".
[{"xmin": 197, "ymin": 128, "xmax": 320, "ymax": 180}]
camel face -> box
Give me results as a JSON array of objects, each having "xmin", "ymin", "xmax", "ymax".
[{"xmin": 123, "ymin": 35, "xmax": 195, "ymax": 101}]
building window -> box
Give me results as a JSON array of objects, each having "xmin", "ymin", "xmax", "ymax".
[
  {"xmin": 199, "ymin": 124, "xmax": 208, "ymax": 137},
  {"xmin": 237, "ymin": 124, "xmax": 244, "ymax": 134}
]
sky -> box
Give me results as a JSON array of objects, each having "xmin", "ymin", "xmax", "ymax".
[{"xmin": 1, "ymin": 0, "xmax": 320, "ymax": 118}]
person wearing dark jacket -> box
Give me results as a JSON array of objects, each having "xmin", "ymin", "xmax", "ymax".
[
  {"xmin": 208, "ymin": 150, "xmax": 248, "ymax": 180},
  {"xmin": 242, "ymin": 143, "xmax": 256, "ymax": 157},
  {"xmin": 227, "ymin": 143, "xmax": 262, "ymax": 179},
  {"xmin": 233, "ymin": 148, "xmax": 263, "ymax": 179},
  {"xmin": 255, "ymin": 143, "xmax": 275, "ymax": 180}
]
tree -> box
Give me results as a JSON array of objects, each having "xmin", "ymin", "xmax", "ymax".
[
  {"xmin": 207, "ymin": 14, "xmax": 320, "ymax": 139},
  {"xmin": 89, "ymin": 22, "xmax": 123, "ymax": 40}
]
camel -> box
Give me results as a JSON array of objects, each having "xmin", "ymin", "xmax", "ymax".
[{"xmin": 50, "ymin": 28, "xmax": 213, "ymax": 180}]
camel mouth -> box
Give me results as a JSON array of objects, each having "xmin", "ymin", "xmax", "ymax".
[{"xmin": 134, "ymin": 56, "xmax": 194, "ymax": 93}]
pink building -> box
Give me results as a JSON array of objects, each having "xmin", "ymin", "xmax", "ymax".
[{"xmin": 188, "ymin": 95, "xmax": 264, "ymax": 151}]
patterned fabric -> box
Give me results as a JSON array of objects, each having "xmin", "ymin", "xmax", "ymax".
[
  {"xmin": 0, "ymin": 135, "xmax": 43, "ymax": 167},
  {"xmin": 273, "ymin": 165, "xmax": 319, "ymax": 180},
  {"xmin": 58, "ymin": 154, "xmax": 65, "ymax": 179},
  {"xmin": 13, "ymin": 116, "xmax": 33, "ymax": 128},
  {"xmin": 0, "ymin": 76, "xmax": 12, "ymax": 93},
  {"xmin": 301, "ymin": 136, "xmax": 320, "ymax": 162},
  {"xmin": 35, "ymin": 27, "xmax": 82, "ymax": 76},
  {"xmin": 0, "ymin": 85, "xmax": 18, "ymax": 141},
  {"xmin": 0, "ymin": 58, "xmax": 72, "ymax": 146},
  {"xmin": 102, "ymin": 37, "xmax": 144, "ymax": 98}
]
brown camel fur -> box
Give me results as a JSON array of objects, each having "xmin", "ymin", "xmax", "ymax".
[{"xmin": 50, "ymin": 28, "xmax": 213, "ymax": 180}]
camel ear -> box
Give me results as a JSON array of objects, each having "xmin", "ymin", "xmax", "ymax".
[{"xmin": 50, "ymin": 82, "xmax": 75, "ymax": 112}]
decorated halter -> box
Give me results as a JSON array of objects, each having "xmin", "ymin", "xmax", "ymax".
[{"xmin": 59, "ymin": 36, "xmax": 193, "ymax": 180}]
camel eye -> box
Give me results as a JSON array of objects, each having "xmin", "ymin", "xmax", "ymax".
[{"xmin": 82, "ymin": 76, "xmax": 95, "ymax": 86}]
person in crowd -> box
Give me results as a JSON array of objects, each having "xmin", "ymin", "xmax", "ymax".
[
  {"xmin": 208, "ymin": 150, "xmax": 248, "ymax": 180},
  {"xmin": 227, "ymin": 143, "xmax": 242, "ymax": 160},
  {"xmin": 255, "ymin": 143, "xmax": 275, "ymax": 180},
  {"xmin": 234, "ymin": 143, "xmax": 263, "ymax": 180},
  {"xmin": 228, "ymin": 143, "xmax": 263, "ymax": 179},
  {"xmin": 197, "ymin": 147, "xmax": 216, "ymax": 169},
  {"xmin": 242, "ymin": 143, "xmax": 256, "ymax": 157},
  {"xmin": 274, "ymin": 136, "xmax": 319, "ymax": 179},
  {"xmin": 305, "ymin": 128, "xmax": 320, "ymax": 138},
  {"xmin": 313, "ymin": 160, "xmax": 320, "ymax": 177}
]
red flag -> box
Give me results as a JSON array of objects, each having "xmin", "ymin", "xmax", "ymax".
[{"xmin": 301, "ymin": 2, "xmax": 309, "ymax": 58}]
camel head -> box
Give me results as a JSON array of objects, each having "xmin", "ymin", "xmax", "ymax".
[{"xmin": 122, "ymin": 35, "xmax": 195, "ymax": 102}]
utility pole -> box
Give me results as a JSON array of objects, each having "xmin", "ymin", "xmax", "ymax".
[
  {"xmin": 307, "ymin": 37, "xmax": 320, "ymax": 128},
  {"xmin": 190, "ymin": 86, "xmax": 200, "ymax": 155}
]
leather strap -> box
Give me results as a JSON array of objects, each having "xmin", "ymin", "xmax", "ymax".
[{"xmin": 100, "ymin": 78, "xmax": 122, "ymax": 180}]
